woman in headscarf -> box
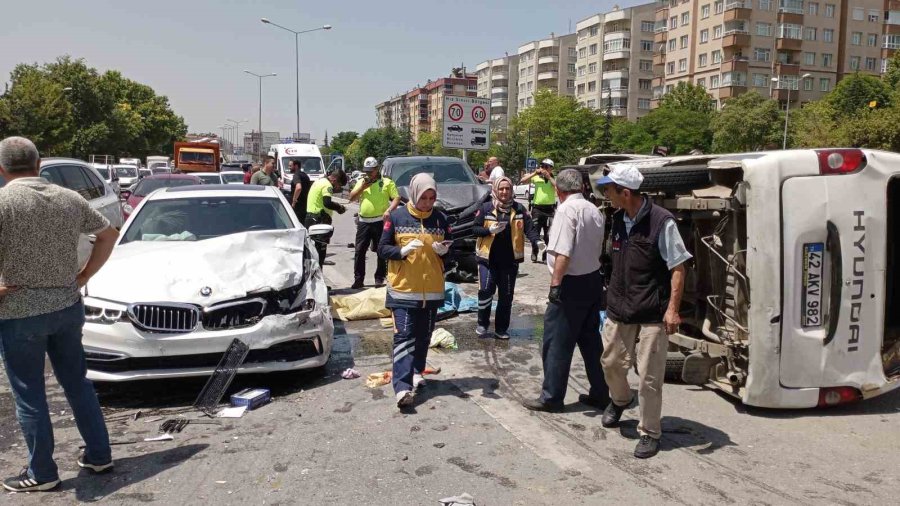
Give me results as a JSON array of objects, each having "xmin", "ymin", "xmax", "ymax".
[
  {"xmin": 378, "ymin": 173, "xmax": 451, "ymax": 408},
  {"xmin": 472, "ymin": 176, "xmax": 544, "ymax": 340}
]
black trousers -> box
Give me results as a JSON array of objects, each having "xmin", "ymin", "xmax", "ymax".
[
  {"xmin": 540, "ymin": 270, "xmax": 608, "ymax": 405},
  {"xmin": 304, "ymin": 212, "xmax": 333, "ymax": 267},
  {"xmin": 532, "ymin": 204, "xmax": 555, "ymax": 254},
  {"xmin": 354, "ymin": 220, "xmax": 387, "ymax": 283}
]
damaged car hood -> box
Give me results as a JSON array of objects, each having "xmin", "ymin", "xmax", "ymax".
[
  {"xmin": 87, "ymin": 229, "xmax": 309, "ymax": 304},
  {"xmin": 397, "ymin": 184, "xmax": 490, "ymax": 213}
]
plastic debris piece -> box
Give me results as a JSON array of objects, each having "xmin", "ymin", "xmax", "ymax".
[
  {"xmin": 143, "ymin": 434, "xmax": 174, "ymax": 442},
  {"xmin": 439, "ymin": 492, "xmax": 476, "ymax": 505},
  {"xmin": 366, "ymin": 371, "xmax": 392, "ymax": 388},
  {"xmin": 341, "ymin": 368, "xmax": 361, "ymax": 379},
  {"xmin": 429, "ymin": 328, "xmax": 458, "ymax": 350},
  {"xmin": 217, "ymin": 406, "xmax": 248, "ymax": 418}
]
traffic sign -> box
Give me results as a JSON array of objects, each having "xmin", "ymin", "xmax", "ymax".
[
  {"xmin": 442, "ymin": 96, "xmax": 491, "ymax": 151},
  {"xmin": 525, "ymin": 158, "xmax": 537, "ymax": 169}
]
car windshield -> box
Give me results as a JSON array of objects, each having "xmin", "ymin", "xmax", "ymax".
[
  {"xmin": 115, "ymin": 166, "xmax": 137, "ymax": 177},
  {"xmin": 281, "ymin": 156, "xmax": 323, "ymax": 176},
  {"xmin": 121, "ymin": 197, "xmax": 294, "ymax": 244},
  {"xmin": 179, "ymin": 151, "xmax": 215, "ymax": 165},
  {"xmin": 197, "ymin": 175, "xmax": 222, "ymax": 185},
  {"xmin": 151, "ymin": 167, "xmax": 170, "ymax": 175},
  {"xmin": 149, "ymin": 162, "xmax": 168, "ymax": 170},
  {"xmin": 389, "ymin": 160, "xmax": 476, "ymax": 186},
  {"xmin": 95, "ymin": 167, "xmax": 110, "ymax": 179},
  {"xmin": 222, "ymin": 173, "xmax": 244, "ymax": 183},
  {"xmin": 133, "ymin": 178, "xmax": 199, "ymax": 197}
]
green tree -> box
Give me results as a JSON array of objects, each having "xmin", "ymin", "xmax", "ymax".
[
  {"xmin": 515, "ymin": 89, "xmax": 601, "ymax": 165},
  {"xmin": 885, "ymin": 51, "xmax": 900, "ymax": 90},
  {"xmin": 344, "ymin": 127, "xmax": 410, "ymax": 169},
  {"xmin": 610, "ymin": 118, "xmax": 655, "ymax": 155},
  {"xmin": 414, "ymin": 131, "xmax": 456, "ymax": 156},
  {"xmin": 329, "ymin": 131, "xmax": 359, "ymax": 155},
  {"xmin": 790, "ymin": 100, "xmax": 849, "ymax": 148},
  {"xmin": 712, "ymin": 91, "xmax": 783, "ymax": 152},
  {"xmin": 844, "ymin": 105, "xmax": 900, "ymax": 151},
  {"xmin": 826, "ymin": 72, "xmax": 892, "ymax": 117},
  {"xmin": 658, "ymin": 81, "xmax": 715, "ymax": 114},
  {"xmin": 636, "ymin": 107, "xmax": 713, "ymax": 154},
  {"xmin": 0, "ymin": 65, "xmax": 73, "ymax": 156}
]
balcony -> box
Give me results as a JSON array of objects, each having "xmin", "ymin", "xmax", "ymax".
[
  {"xmin": 538, "ymin": 55, "xmax": 560, "ymax": 65},
  {"xmin": 538, "ymin": 39, "xmax": 560, "ymax": 49},
  {"xmin": 537, "ymin": 71, "xmax": 559, "ymax": 81},
  {"xmin": 653, "ymin": 53, "xmax": 667, "ymax": 66},
  {"xmin": 777, "ymin": 11, "xmax": 804, "ymax": 24},
  {"xmin": 721, "ymin": 58, "xmax": 749, "ymax": 73},
  {"xmin": 774, "ymin": 62, "xmax": 800, "ymax": 75},
  {"xmin": 605, "ymin": 88, "xmax": 629, "ymax": 99},
  {"xmin": 491, "ymin": 73, "xmax": 509, "ymax": 81},
  {"xmin": 724, "ymin": 2, "xmax": 752, "ymax": 22},
  {"xmin": 604, "ymin": 50, "xmax": 631, "ymax": 61},
  {"xmin": 604, "ymin": 9, "xmax": 630, "ymax": 23},
  {"xmin": 491, "ymin": 87, "xmax": 508, "ymax": 95},
  {"xmin": 717, "ymin": 85, "xmax": 747, "ymax": 99},
  {"xmin": 491, "ymin": 99, "xmax": 508, "ymax": 108},
  {"xmin": 604, "ymin": 29, "xmax": 631, "ymax": 42},
  {"xmin": 770, "ymin": 88, "xmax": 799, "ymax": 101},
  {"xmin": 604, "ymin": 69, "xmax": 628, "ymax": 79},
  {"xmin": 652, "ymin": 76, "xmax": 665, "ymax": 87},
  {"xmin": 722, "ymin": 32, "xmax": 751, "ymax": 49},
  {"xmin": 776, "ymin": 37, "xmax": 802, "ymax": 51}
]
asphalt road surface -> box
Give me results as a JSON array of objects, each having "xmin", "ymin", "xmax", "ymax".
[{"xmin": 0, "ymin": 197, "xmax": 898, "ymax": 504}]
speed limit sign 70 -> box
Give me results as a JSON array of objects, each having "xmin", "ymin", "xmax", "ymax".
[
  {"xmin": 448, "ymin": 103, "xmax": 464, "ymax": 122},
  {"xmin": 471, "ymin": 106, "xmax": 486, "ymax": 123}
]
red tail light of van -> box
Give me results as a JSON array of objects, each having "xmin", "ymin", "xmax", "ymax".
[
  {"xmin": 817, "ymin": 387, "xmax": 862, "ymax": 407},
  {"xmin": 816, "ymin": 149, "xmax": 867, "ymax": 175}
]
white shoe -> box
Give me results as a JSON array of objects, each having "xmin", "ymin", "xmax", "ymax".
[
  {"xmin": 413, "ymin": 374, "xmax": 426, "ymax": 389},
  {"xmin": 396, "ymin": 390, "xmax": 415, "ymax": 407}
]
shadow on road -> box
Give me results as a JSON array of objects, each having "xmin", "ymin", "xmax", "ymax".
[{"xmin": 58, "ymin": 443, "xmax": 208, "ymax": 502}]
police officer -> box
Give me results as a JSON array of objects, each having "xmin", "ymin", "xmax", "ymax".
[
  {"xmin": 472, "ymin": 176, "xmax": 543, "ymax": 340},
  {"xmin": 596, "ymin": 164, "xmax": 691, "ymax": 459},
  {"xmin": 519, "ymin": 159, "xmax": 557, "ymax": 263},
  {"xmin": 305, "ymin": 169, "xmax": 348, "ymax": 267},
  {"xmin": 348, "ymin": 157, "xmax": 400, "ymax": 289}
]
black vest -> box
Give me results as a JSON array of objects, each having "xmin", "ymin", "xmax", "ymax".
[{"xmin": 607, "ymin": 202, "xmax": 675, "ymax": 324}]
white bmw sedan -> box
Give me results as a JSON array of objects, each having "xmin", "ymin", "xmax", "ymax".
[{"xmin": 81, "ymin": 185, "xmax": 334, "ymax": 381}]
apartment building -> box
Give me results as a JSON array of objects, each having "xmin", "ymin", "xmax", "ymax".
[
  {"xmin": 375, "ymin": 95, "xmax": 408, "ymax": 131},
  {"xmin": 652, "ymin": 0, "xmax": 885, "ymax": 109},
  {"xmin": 516, "ymin": 33, "xmax": 578, "ymax": 110},
  {"xmin": 381, "ymin": 69, "xmax": 477, "ymax": 143},
  {"xmin": 883, "ymin": 2, "xmax": 900, "ymax": 71},
  {"xmin": 476, "ymin": 55, "xmax": 520, "ymax": 137},
  {"xmin": 575, "ymin": 3, "xmax": 658, "ymax": 120},
  {"xmin": 404, "ymin": 87, "xmax": 429, "ymax": 143},
  {"xmin": 426, "ymin": 71, "xmax": 479, "ymax": 136}
]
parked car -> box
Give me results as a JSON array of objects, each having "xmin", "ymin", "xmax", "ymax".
[
  {"xmin": 114, "ymin": 164, "xmax": 140, "ymax": 191},
  {"xmin": 151, "ymin": 167, "xmax": 171, "ymax": 175},
  {"xmin": 381, "ymin": 156, "xmax": 489, "ymax": 281},
  {"xmin": 40, "ymin": 158, "xmax": 125, "ymax": 230},
  {"xmin": 80, "ymin": 185, "xmax": 334, "ymax": 381},
  {"xmin": 592, "ymin": 149, "xmax": 900, "ymax": 409},
  {"xmin": 120, "ymin": 174, "xmax": 202, "ymax": 219},
  {"xmin": 92, "ymin": 163, "xmax": 121, "ymax": 196},
  {"xmin": 220, "ymin": 171, "xmax": 246, "ymax": 185},
  {"xmin": 139, "ymin": 168, "xmax": 152, "ymax": 179},
  {"xmin": 194, "ymin": 172, "xmax": 224, "ymax": 185}
]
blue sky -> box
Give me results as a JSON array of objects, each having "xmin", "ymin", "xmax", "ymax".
[{"xmin": 1, "ymin": 0, "xmax": 628, "ymax": 143}]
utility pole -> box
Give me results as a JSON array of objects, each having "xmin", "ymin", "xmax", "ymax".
[{"xmin": 244, "ymin": 71, "xmax": 276, "ymax": 162}]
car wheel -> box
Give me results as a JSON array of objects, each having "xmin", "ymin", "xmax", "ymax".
[
  {"xmin": 664, "ymin": 351, "xmax": 687, "ymax": 383},
  {"xmin": 639, "ymin": 166, "xmax": 711, "ymax": 193}
]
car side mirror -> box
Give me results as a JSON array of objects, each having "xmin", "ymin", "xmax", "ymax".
[{"xmin": 307, "ymin": 224, "xmax": 334, "ymax": 237}]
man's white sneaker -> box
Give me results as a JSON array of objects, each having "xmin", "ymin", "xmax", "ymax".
[
  {"xmin": 413, "ymin": 374, "xmax": 426, "ymax": 389},
  {"xmin": 396, "ymin": 390, "xmax": 415, "ymax": 407}
]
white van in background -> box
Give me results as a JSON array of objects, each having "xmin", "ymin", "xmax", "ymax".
[{"xmin": 268, "ymin": 143, "xmax": 325, "ymax": 195}]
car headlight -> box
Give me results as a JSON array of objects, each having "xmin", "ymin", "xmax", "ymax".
[
  {"xmin": 84, "ymin": 298, "xmax": 128, "ymax": 325},
  {"xmin": 297, "ymin": 299, "xmax": 316, "ymax": 326},
  {"xmin": 123, "ymin": 204, "xmax": 134, "ymax": 214}
]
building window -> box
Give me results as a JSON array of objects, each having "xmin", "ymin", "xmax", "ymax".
[
  {"xmin": 528, "ymin": 66, "xmax": 534, "ymax": 75},
  {"xmin": 852, "ymin": 8, "xmax": 864, "ymax": 21},
  {"xmin": 804, "ymin": 27, "xmax": 816, "ymax": 41},
  {"xmin": 851, "ymin": 32, "xmax": 862, "ymax": 46},
  {"xmin": 682, "ymin": 12, "xmax": 690, "ymax": 26},
  {"xmin": 588, "ymin": 81, "xmax": 597, "ymax": 92},
  {"xmin": 590, "ymin": 43, "xmax": 598, "ymax": 55},
  {"xmin": 577, "ymin": 66, "xmax": 586, "ymax": 76},
  {"xmin": 824, "ymin": 4, "xmax": 834, "ymax": 18},
  {"xmin": 638, "ymin": 98, "xmax": 651, "ymax": 109},
  {"xmin": 822, "ymin": 53, "xmax": 832, "ymax": 67},
  {"xmin": 667, "ymin": 62, "xmax": 676, "ymax": 75},
  {"xmin": 722, "ymin": 71, "xmax": 747, "ymax": 87},
  {"xmin": 640, "ymin": 59, "xmax": 653, "ymax": 71},
  {"xmin": 823, "ymin": 29, "xmax": 834, "ymax": 43},
  {"xmin": 869, "ymin": 10, "xmax": 880, "ymax": 23},
  {"xmin": 804, "ymin": 52, "xmax": 815, "ymax": 65},
  {"xmin": 699, "ymin": 53, "xmax": 708, "ymax": 67},
  {"xmin": 528, "ymin": 81, "xmax": 534, "ymax": 91},
  {"xmin": 752, "ymin": 73, "xmax": 769, "ymax": 87},
  {"xmin": 714, "ymin": 25, "xmax": 723, "ymax": 39},
  {"xmin": 569, "ymin": 48, "xmax": 577, "ymax": 58},
  {"xmin": 605, "ymin": 38, "xmax": 632, "ymax": 52},
  {"xmin": 587, "ymin": 99, "xmax": 597, "ymax": 108},
  {"xmin": 757, "ymin": 22, "xmax": 772, "ymax": 37},
  {"xmin": 519, "ymin": 99, "xmax": 525, "ymax": 107},
  {"xmin": 850, "ymin": 56, "xmax": 860, "ymax": 70},
  {"xmin": 568, "ymin": 63, "xmax": 576, "ymax": 74},
  {"xmin": 700, "ymin": 29, "xmax": 709, "ymax": 43},
  {"xmin": 680, "ymin": 35, "xmax": 689, "ymax": 48},
  {"xmin": 670, "ymin": 16, "xmax": 677, "ymax": 29},
  {"xmin": 577, "ymin": 84, "xmax": 585, "ymax": 94},
  {"xmin": 820, "ymin": 78, "xmax": 830, "ymax": 91},
  {"xmin": 520, "ymin": 68, "xmax": 526, "ymax": 78},
  {"xmin": 754, "ymin": 48, "xmax": 771, "ymax": 62},
  {"xmin": 779, "ymin": 24, "xmax": 802, "ymax": 39},
  {"xmin": 641, "ymin": 39, "xmax": 653, "ymax": 52},
  {"xmin": 668, "ymin": 39, "xmax": 677, "ymax": 51},
  {"xmin": 639, "ymin": 79, "xmax": 652, "ymax": 90},
  {"xmin": 885, "ymin": 34, "xmax": 900, "ymax": 49},
  {"xmin": 590, "ymin": 26, "xmax": 599, "ymax": 37},
  {"xmin": 642, "ymin": 21, "xmax": 655, "ymax": 32},
  {"xmin": 710, "ymin": 75, "xmax": 720, "ymax": 88},
  {"xmin": 715, "ymin": 1, "xmax": 724, "ymax": 14},
  {"xmin": 868, "ymin": 34, "xmax": 878, "ymax": 47},
  {"xmin": 804, "ymin": 77, "xmax": 813, "ymax": 90},
  {"xmin": 697, "ymin": 78, "xmax": 706, "ymax": 88},
  {"xmin": 679, "ymin": 58, "xmax": 687, "ymax": 72},
  {"xmin": 588, "ymin": 62, "xmax": 598, "ymax": 74},
  {"xmin": 712, "ymin": 50, "xmax": 722, "ymax": 64},
  {"xmin": 808, "ymin": 2, "xmax": 818, "ymax": 15},
  {"xmin": 701, "ymin": 4, "xmax": 710, "ymax": 18},
  {"xmin": 760, "ymin": 0, "xmax": 772, "ymax": 10},
  {"xmin": 526, "ymin": 97, "xmax": 532, "ymax": 106},
  {"xmin": 865, "ymin": 57, "xmax": 876, "ymax": 71},
  {"xmin": 579, "ymin": 47, "xmax": 587, "ymax": 59}
]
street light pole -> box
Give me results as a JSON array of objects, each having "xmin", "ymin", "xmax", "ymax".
[
  {"xmin": 773, "ymin": 73, "xmax": 811, "ymax": 149},
  {"xmin": 244, "ymin": 70, "xmax": 277, "ymax": 162},
  {"xmin": 261, "ymin": 18, "xmax": 332, "ymax": 141},
  {"xmin": 227, "ymin": 119, "xmax": 248, "ymax": 157}
]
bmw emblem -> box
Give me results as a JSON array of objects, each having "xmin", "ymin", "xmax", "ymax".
[{"xmin": 200, "ymin": 287, "xmax": 212, "ymax": 297}]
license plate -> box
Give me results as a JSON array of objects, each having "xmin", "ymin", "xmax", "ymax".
[{"xmin": 801, "ymin": 243, "xmax": 825, "ymax": 328}]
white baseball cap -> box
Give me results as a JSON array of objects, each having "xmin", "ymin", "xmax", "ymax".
[
  {"xmin": 595, "ymin": 163, "xmax": 644, "ymax": 191},
  {"xmin": 540, "ymin": 158, "xmax": 554, "ymax": 167},
  {"xmin": 363, "ymin": 157, "xmax": 379, "ymax": 169}
]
